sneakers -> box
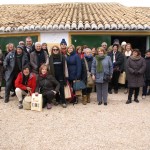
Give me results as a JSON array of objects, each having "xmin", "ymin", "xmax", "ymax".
[
  {"xmin": 62, "ymin": 103, "xmax": 67, "ymax": 108},
  {"xmin": 47, "ymin": 103, "xmax": 52, "ymax": 109},
  {"xmin": 18, "ymin": 101, "xmax": 23, "ymax": 109},
  {"xmin": 142, "ymin": 95, "xmax": 146, "ymax": 99},
  {"xmin": 11, "ymin": 92, "xmax": 16, "ymax": 97}
]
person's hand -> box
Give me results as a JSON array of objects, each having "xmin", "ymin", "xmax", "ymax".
[
  {"xmin": 35, "ymin": 92, "xmax": 39, "ymax": 96},
  {"xmin": 26, "ymin": 87, "xmax": 31, "ymax": 91},
  {"xmin": 92, "ymin": 75, "xmax": 96, "ymax": 80},
  {"xmin": 51, "ymin": 90, "xmax": 57, "ymax": 95},
  {"xmin": 134, "ymin": 70, "xmax": 138, "ymax": 75}
]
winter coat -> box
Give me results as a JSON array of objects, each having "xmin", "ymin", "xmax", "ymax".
[
  {"xmin": 3, "ymin": 51, "xmax": 29, "ymax": 81},
  {"xmin": 91, "ymin": 56, "xmax": 113, "ymax": 83},
  {"xmin": 49, "ymin": 54, "xmax": 68, "ymax": 81},
  {"xmin": 30, "ymin": 50, "xmax": 49, "ymax": 74},
  {"xmin": 15, "ymin": 72, "xmax": 36, "ymax": 93},
  {"xmin": 36, "ymin": 74, "xmax": 60, "ymax": 94},
  {"xmin": 66, "ymin": 51, "xmax": 82, "ymax": 81},
  {"xmin": 0, "ymin": 49, "xmax": 4, "ymax": 81},
  {"xmin": 81, "ymin": 56, "xmax": 93, "ymax": 84},
  {"xmin": 144, "ymin": 57, "xmax": 150, "ymax": 80},
  {"xmin": 108, "ymin": 51, "xmax": 124, "ymax": 72},
  {"xmin": 126, "ymin": 56, "xmax": 146, "ymax": 87}
]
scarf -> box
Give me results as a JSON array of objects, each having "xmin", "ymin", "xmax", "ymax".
[
  {"xmin": 125, "ymin": 50, "xmax": 132, "ymax": 57},
  {"xmin": 35, "ymin": 50, "xmax": 46, "ymax": 68},
  {"xmin": 22, "ymin": 74, "xmax": 30, "ymax": 86},
  {"xmin": 84, "ymin": 54, "xmax": 93, "ymax": 59},
  {"xmin": 130, "ymin": 55, "xmax": 141, "ymax": 61},
  {"xmin": 40, "ymin": 73, "xmax": 48, "ymax": 78},
  {"xmin": 16, "ymin": 53, "xmax": 23, "ymax": 71},
  {"xmin": 95, "ymin": 55, "xmax": 105, "ymax": 73}
]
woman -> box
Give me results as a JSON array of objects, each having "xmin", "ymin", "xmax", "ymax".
[
  {"xmin": 15, "ymin": 65, "xmax": 36, "ymax": 109},
  {"xmin": 126, "ymin": 49, "xmax": 146, "ymax": 104},
  {"xmin": 123, "ymin": 43, "xmax": 133, "ymax": 94},
  {"xmin": 36, "ymin": 64, "xmax": 60, "ymax": 109},
  {"xmin": 91, "ymin": 47, "xmax": 113, "ymax": 106},
  {"xmin": 4, "ymin": 43, "xmax": 15, "ymax": 58},
  {"xmin": 49, "ymin": 45, "xmax": 68, "ymax": 108},
  {"xmin": 81, "ymin": 48, "xmax": 93, "ymax": 105},
  {"xmin": 76, "ymin": 46, "xmax": 84, "ymax": 59},
  {"xmin": 3, "ymin": 45, "xmax": 29, "ymax": 103},
  {"xmin": 142, "ymin": 50, "xmax": 150, "ymax": 99},
  {"xmin": 91, "ymin": 47, "xmax": 97, "ymax": 57},
  {"xmin": 42, "ymin": 43, "xmax": 49, "ymax": 55},
  {"xmin": 66, "ymin": 44, "xmax": 82, "ymax": 103}
]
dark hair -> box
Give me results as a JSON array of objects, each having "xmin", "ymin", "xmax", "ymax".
[
  {"xmin": 132, "ymin": 49, "xmax": 141, "ymax": 56},
  {"xmin": 145, "ymin": 49, "xmax": 150, "ymax": 53},
  {"xmin": 112, "ymin": 44, "xmax": 119, "ymax": 48}
]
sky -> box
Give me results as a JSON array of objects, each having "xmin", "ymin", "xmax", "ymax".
[{"xmin": 0, "ymin": 0, "xmax": 149, "ymax": 7}]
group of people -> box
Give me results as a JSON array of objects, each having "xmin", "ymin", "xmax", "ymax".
[{"xmin": 0, "ymin": 36, "xmax": 149, "ymax": 109}]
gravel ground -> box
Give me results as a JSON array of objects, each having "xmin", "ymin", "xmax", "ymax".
[{"xmin": 0, "ymin": 88, "xmax": 150, "ymax": 150}]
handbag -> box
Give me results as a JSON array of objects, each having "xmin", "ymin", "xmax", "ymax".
[
  {"xmin": 84, "ymin": 58, "xmax": 94, "ymax": 87},
  {"xmin": 118, "ymin": 72, "xmax": 126, "ymax": 84},
  {"xmin": 73, "ymin": 80, "xmax": 86, "ymax": 91},
  {"xmin": 64, "ymin": 81, "xmax": 72, "ymax": 99},
  {"xmin": 23, "ymin": 92, "xmax": 32, "ymax": 110},
  {"xmin": 75, "ymin": 90, "xmax": 82, "ymax": 96}
]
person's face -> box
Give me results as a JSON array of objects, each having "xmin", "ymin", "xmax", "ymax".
[
  {"xmin": 60, "ymin": 43, "xmax": 66, "ymax": 49},
  {"xmin": 68, "ymin": 47, "xmax": 73, "ymax": 53},
  {"xmin": 146, "ymin": 52, "xmax": 150, "ymax": 58},
  {"xmin": 122, "ymin": 45, "xmax": 126, "ymax": 49},
  {"xmin": 26, "ymin": 39, "xmax": 32, "ymax": 46},
  {"xmin": 35, "ymin": 44, "xmax": 41, "ymax": 51},
  {"xmin": 113, "ymin": 46, "xmax": 118, "ymax": 52},
  {"xmin": 20, "ymin": 42, "xmax": 25, "ymax": 47},
  {"xmin": 23, "ymin": 68, "xmax": 30, "ymax": 76},
  {"xmin": 102, "ymin": 44, "xmax": 107, "ymax": 50},
  {"xmin": 126, "ymin": 45, "xmax": 131, "ymax": 51},
  {"xmin": 52, "ymin": 47, "xmax": 59, "ymax": 54},
  {"xmin": 41, "ymin": 67, "xmax": 47, "ymax": 75},
  {"xmin": 85, "ymin": 50, "xmax": 91, "ymax": 56},
  {"xmin": 77, "ymin": 48, "xmax": 82, "ymax": 54},
  {"xmin": 8, "ymin": 44, "xmax": 14, "ymax": 51},
  {"xmin": 16, "ymin": 48, "xmax": 23, "ymax": 55},
  {"xmin": 42, "ymin": 44, "xmax": 47, "ymax": 50},
  {"xmin": 92, "ymin": 48, "xmax": 96, "ymax": 54},
  {"xmin": 98, "ymin": 50, "xmax": 104, "ymax": 56},
  {"xmin": 133, "ymin": 51, "xmax": 138, "ymax": 57}
]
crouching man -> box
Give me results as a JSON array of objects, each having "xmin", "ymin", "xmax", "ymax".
[{"xmin": 15, "ymin": 65, "xmax": 36, "ymax": 109}]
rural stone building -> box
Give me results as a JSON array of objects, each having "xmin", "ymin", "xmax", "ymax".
[{"xmin": 0, "ymin": 3, "xmax": 150, "ymax": 54}]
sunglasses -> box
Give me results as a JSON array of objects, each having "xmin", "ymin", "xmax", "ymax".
[{"xmin": 52, "ymin": 48, "xmax": 59, "ymax": 51}]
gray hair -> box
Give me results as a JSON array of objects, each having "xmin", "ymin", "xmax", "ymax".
[
  {"xmin": 101, "ymin": 42, "xmax": 107, "ymax": 46},
  {"xmin": 35, "ymin": 42, "xmax": 41, "ymax": 47}
]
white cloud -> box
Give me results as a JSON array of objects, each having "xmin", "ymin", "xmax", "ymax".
[{"xmin": 0, "ymin": 0, "xmax": 149, "ymax": 7}]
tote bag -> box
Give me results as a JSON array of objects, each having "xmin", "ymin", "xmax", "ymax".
[{"xmin": 118, "ymin": 72, "xmax": 126, "ymax": 84}]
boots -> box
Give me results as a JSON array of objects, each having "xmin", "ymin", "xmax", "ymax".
[
  {"xmin": 87, "ymin": 94, "xmax": 91, "ymax": 103},
  {"xmin": 82, "ymin": 95, "xmax": 87, "ymax": 105},
  {"xmin": 126, "ymin": 99, "xmax": 132, "ymax": 104}
]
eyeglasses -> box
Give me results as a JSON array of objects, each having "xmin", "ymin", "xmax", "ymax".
[{"xmin": 52, "ymin": 49, "xmax": 59, "ymax": 51}]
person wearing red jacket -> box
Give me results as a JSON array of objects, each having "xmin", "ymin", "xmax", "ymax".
[{"xmin": 15, "ymin": 65, "xmax": 36, "ymax": 109}]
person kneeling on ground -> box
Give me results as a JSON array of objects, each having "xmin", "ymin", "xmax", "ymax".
[
  {"xmin": 35, "ymin": 64, "xmax": 60, "ymax": 109},
  {"xmin": 15, "ymin": 65, "xmax": 36, "ymax": 109}
]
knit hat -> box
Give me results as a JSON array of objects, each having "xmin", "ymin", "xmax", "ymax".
[
  {"xmin": 60, "ymin": 39, "xmax": 67, "ymax": 45},
  {"xmin": 121, "ymin": 41, "xmax": 127, "ymax": 46},
  {"xmin": 17, "ymin": 45, "xmax": 24, "ymax": 50}
]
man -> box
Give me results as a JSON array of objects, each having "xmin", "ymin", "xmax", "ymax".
[
  {"xmin": 24, "ymin": 37, "xmax": 35, "ymax": 59},
  {"xmin": 30, "ymin": 42, "xmax": 49, "ymax": 76},
  {"xmin": 15, "ymin": 65, "xmax": 36, "ymax": 109},
  {"xmin": 108, "ymin": 39, "xmax": 122, "ymax": 53},
  {"xmin": 60, "ymin": 39, "xmax": 67, "ymax": 55},
  {"xmin": 101, "ymin": 42, "xmax": 108, "ymax": 51},
  {"xmin": 3, "ymin": 45, "xmax": 29, "ymax": 103},
  {"xmin": 108, "ymin": 44, "xmax": 124, "ymax": 94}
]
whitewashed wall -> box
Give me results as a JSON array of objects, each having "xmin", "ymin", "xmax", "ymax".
[{"xmin": 40, "ymin": 32, "xmax": 69, "ymax": 44}]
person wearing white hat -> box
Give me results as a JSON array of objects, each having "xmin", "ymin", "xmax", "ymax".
[{"xmin": 121, "ymin": 41, "xmax": 127, "ymax": 53}]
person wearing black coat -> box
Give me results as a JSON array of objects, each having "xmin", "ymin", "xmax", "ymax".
[
  {"xmin": 142, "ymin": 50, "xmax": 150, "ymax": 99},
  {"xmin": 36, "ymin": 64, "xmax": 60, "ymax": 109},
  {"xmin": 107, "ymin": 44, "xmax": 124, "ymax": 94},
  {"xmin": 49, "ymin": 45, "xmax": 68, "ymax": 108},
  {"xmin": 81, "ymin": 48, "xmax": 93, "ymax": 105}
]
